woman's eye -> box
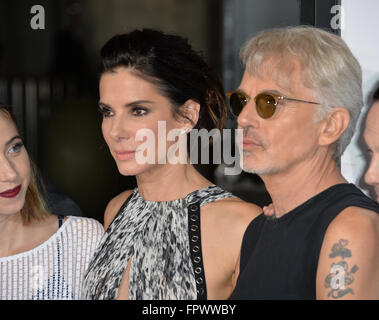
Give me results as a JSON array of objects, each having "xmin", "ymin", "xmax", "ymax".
[
  {"xmin": 9, "ymin": 142, "xmax": 23, "ymax": 154},
  {"xmin": 99, "ymin": 107, "xmax": 114, "ymax": 118},
  {"xmin": 131, "ymin": 107, "xmax": 148, "ymax": 117}
]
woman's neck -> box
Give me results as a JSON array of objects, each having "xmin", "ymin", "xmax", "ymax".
[
  {"xmin": 136, "ymin": 163, "xmax": 212, "ymax": 202},
  {"xmin": 0, "ymin": 212, "xmax": 57, "ymax": 258},
  {"xmin": 0, "ymin": 212, "xmax": 26, "ymax": 257}
]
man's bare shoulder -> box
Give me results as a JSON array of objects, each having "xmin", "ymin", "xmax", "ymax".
[
  {"xmin": 322, "ymin": 206, "xmax": 379, "ymax": 260},
  {"xmin": 317, "ymin": 206, "xmax": 379, "ymax": 299},
  {"xmin": 104, "ymin": 189, "xmax": 134, "ymax": 230},
  {"xmin": 327, "ymin": 206, "xmax": 379, "ymax": 237}
]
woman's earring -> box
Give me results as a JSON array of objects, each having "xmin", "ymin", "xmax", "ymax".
[{"xmin": 180, "ymin": 127, "xmax": 191, "ymax": 135}]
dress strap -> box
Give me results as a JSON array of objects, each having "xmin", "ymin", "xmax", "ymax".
[
  {"xmin": 186, "ymin": 185, "xmax": 236, "ymax": 208},
  {"xmin": 185, "ymin": 185, "xmax": 236, "ymax": 300},
  {"xmin": 58, "ymin": 215, "xmax": 64, "ymax": 228},
  {"xmin": 187, "ymin": 201, "xmax": 207, "ymax": 300}
]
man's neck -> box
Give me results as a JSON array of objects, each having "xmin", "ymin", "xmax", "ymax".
[{"xmin": 261, "ymin": 157, "xmax": 347, "ymax": 218}]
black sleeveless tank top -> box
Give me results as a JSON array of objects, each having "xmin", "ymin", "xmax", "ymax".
[{"xmin": 230, "ymin": 183, "xmax": 379, "ymax": 300}]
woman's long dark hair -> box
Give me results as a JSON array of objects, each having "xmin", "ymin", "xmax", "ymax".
[{"xmin": 100, "ymin": 29, "xmax": 227, "ymax": 131}]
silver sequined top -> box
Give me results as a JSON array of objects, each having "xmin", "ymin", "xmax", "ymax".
[{"xmin": 82, "ymin": 185, "xmax": 235, "ymax": 300}]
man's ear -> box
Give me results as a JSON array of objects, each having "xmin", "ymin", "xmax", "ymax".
[
  {"xmin": 318, "ymin": 107, "xmax": 350, "ymax": 147},
  {"xmin": 180, "ymin": 99, "xmax": 200, "ymax": 129}
]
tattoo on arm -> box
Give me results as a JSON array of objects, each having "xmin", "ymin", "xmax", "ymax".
[{"xmin": 324, "ymin": 239, "xmax": 359, "ymax": 299}]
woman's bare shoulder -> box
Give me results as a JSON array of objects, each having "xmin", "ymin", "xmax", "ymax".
[
  {"xmin": 204, "ymin": 196, "xmax": 262, "ymax": 230},
  {"xmin": 103, "ymin": 189, "xmax": 134, "ymax": 230},
  {"xmin": 211, "ymin": 197, "xmax": 261, "ymax": 217}
]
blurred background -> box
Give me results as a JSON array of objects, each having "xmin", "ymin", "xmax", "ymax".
[{"xmin": 0, "ymin": 0, "xmax": 339, "ymax": 223}]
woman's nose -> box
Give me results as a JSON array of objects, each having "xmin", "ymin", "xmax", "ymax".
[
  {"xmin": 108, "ymin": 116, "xmax": 129, "ymax": 141},
  {"xmin": 0, "ymin": 158, "xmax": 18, "ymax": 182}
]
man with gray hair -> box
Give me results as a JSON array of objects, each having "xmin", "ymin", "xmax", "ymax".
[{"xmin": 229, "ymin": 26, "xmax": 379, "ymax": 299}]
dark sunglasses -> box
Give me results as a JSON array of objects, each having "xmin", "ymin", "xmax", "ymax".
[{"xmin": 226, "ymin": 90, "xmax": 320, "ymax": 119}]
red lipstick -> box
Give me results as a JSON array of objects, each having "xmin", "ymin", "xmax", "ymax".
[{"xmin": 0, "ymin": 185, "xmax": 22, "ymax": 198}]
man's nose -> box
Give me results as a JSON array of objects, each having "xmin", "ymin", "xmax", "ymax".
[
  {"xmin": 237, "ymin": 100, "xmax": 260, "ymax": 129},
  {"xmin": 364, "ymin": 156, "xmax": 379, "ymax": 187}
]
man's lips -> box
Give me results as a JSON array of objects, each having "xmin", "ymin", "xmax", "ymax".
[
  {"xmin": 0, "ymin": 185, "xmax": 22, "ymax": 198},
  {"xmin": 242, "ymin": 138, "xmax": 261, "ymax": 148}
]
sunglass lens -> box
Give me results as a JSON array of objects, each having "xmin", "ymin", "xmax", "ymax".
[
  {"xmin": 256, "ymin": 94, "xmax": 277, "ymax": 118},
  {"xmin": 229, "ymin": 92, "xmax": 246, "ymax": 116}
]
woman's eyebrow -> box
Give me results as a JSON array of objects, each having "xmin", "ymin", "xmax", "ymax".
[
  {"xmin": 126, "ymin": 100, "xmax": 154, "ymax": 107},
  {"xmin": 5, "ymin": 135, "xmax": 22, "ymax": 146},
  {"xmin": 98, "ymin": 101, "xmax": 109, "ymax": 108},
  {"xmin": 98, "ymin": 100, "xmax": 154, "ymax": 110}
]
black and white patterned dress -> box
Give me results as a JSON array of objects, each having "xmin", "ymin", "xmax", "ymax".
[{"xmin": 82, "ymin": 185, "xmax": 235, "ymax": 300}]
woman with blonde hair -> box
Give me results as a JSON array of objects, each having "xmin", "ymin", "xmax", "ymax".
[{"xmin": 0, "ymin": 105, "xmax": 104, "ymax": 300}]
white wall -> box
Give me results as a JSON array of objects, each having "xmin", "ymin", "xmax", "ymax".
[{"xmin": 340, "ymin": 0, "xmax": 379, "ymax": 196}]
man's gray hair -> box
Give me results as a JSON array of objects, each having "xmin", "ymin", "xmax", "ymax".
[{"xmin": 240, "ymin": 26, "xmax": 363, "ymax": 159}]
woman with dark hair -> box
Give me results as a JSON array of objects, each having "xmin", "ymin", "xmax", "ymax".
[
  {"xmin": 0, "ymin": 105, "xmax": 104, "ymax": 299},
  {"xmin": 82, "ymin": 29, "xmax": 261, "ymax": 300}
]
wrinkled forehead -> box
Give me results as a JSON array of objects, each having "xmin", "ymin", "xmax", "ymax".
[{"xmin": 244, "ymin": 54, "xmax": 311, "ymax": 95}]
